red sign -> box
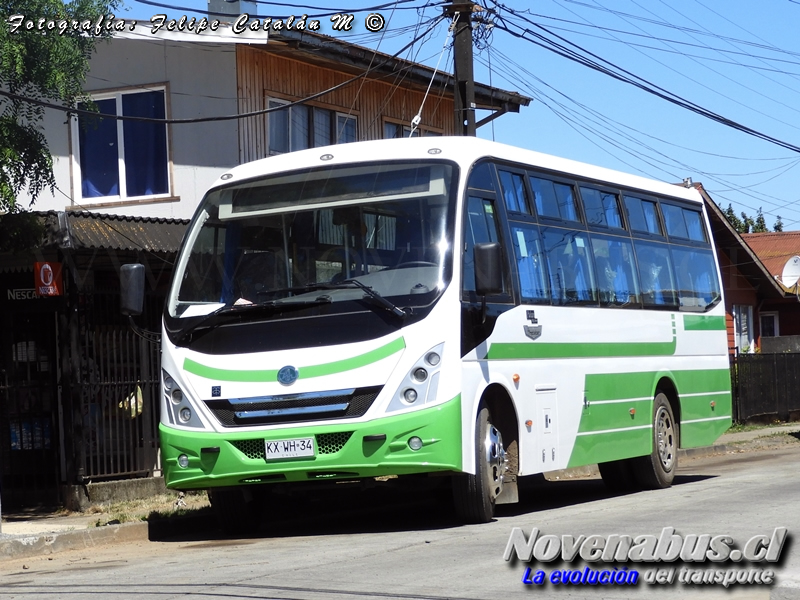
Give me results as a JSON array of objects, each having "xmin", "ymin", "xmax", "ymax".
[{"xmin": 34, "ymin": 262, "xmax": 63, "ymax": 297}]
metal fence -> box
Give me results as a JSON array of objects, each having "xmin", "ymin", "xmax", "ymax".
[
  {"xmin": 731, "ymin": 353, "xmax": 800, "ymax": 422},
  {"xmin": 76, "ymin": 287, "xmax": 162, "ymax": 481}
]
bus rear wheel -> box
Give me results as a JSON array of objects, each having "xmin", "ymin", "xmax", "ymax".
[
  {"xmin": 452, "ymin": 406, "xmax": 508, "ymax": 523},
  {"xmin": 632, "ymin": 392, "xmax": 678, "ymax": 489}
]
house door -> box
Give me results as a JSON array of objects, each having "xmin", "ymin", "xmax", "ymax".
[{"xmin": 0, "ymin": 311, "xmax": 60, "ymax": 509}]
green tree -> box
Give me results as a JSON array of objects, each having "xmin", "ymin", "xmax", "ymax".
[
  {"xmin": 752, "ymin": 207, "xmax": 768, "ymax": 233},
  {"xmin": 723, "ymin": 205, "xmax": 784, "ymax": 233},
  {"xmin": 723, "ymin": 204, "xmax": 744, "ymax": 232},
  {"xmin": 0, "ymin": 0, "xmax": 119, "ymax": 213}
]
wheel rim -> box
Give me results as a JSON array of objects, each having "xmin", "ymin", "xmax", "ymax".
[
  {"xmin": 655, "ymin": 405, "xmax": 675, "ymax": 471},
  {"xmin": 482, "ymin": 423, "xmax": 508, "ymax": 499}
]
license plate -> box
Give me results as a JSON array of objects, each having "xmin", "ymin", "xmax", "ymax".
[{"xmin": 264, "ymin": 437, "xmax": 315, "ymax": 460}]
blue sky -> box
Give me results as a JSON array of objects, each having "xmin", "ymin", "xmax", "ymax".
[{"xmin": 118, "ymin": 0, "xmax": 800, "ymax": 232}]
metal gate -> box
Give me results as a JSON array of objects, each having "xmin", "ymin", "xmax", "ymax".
[{"xmin": 76, "ymin": 289, "xmax": 161, "ymax": 481}]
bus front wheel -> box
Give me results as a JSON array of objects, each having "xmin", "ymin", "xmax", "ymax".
[
  {"xmin": 452, "ymin": 406, "xmax": 508, "ymax": 523},
  {"xmin": 632, "ymin": 392, "xmax": 678, "ymax": 489}
]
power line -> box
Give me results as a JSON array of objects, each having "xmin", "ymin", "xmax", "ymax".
[
  {"xmin": 478, "ymin": 44, "xmax": 800, "ymax": 224},
  {"xmin": 487, "ymin": 2, "xmax": 800, "ymax": 156},
  {"xmin": 0, "ymin": 16, "xmax": 445, "ymax": 125}
]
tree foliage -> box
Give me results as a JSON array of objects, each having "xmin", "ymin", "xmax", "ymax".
[
  {"xmin": 0, "ymin": 0, "xmax": 119, "ymax": 212},
  {"xmin": 723, "ymin": 204, "xmax": 783, "ymax": 234}
]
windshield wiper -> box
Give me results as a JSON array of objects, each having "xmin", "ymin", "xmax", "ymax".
[
  {"xmin": 176, "ymin": 297, "xmax": 332, "ymax": 344},
  {"xmin": 317, "ymin": 279, "xmax": 408, "ymax": 319}
]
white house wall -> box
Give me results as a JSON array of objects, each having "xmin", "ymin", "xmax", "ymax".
[{"xmin": 21, "ymin": 37, "xmax": 239, "ymax": 220}]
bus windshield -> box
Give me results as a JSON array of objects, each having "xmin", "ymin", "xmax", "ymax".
[{"xmin": 167, "ymin": 161, "xmax": 457, "ymax": 325}]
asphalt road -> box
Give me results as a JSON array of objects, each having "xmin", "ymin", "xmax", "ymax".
[{"xmin": 1, "ymin": 446, "xmax": 799, "ymax": 600}]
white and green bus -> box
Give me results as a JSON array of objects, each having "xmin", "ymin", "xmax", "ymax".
[{"xmin": 123, "ymin": 136, "xmax": 731, "ymax": 529}]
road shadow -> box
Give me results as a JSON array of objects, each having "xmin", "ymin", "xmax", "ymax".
[{"xmin": 150, "ymin": 470, "xmax": 717, "ymax": 543}]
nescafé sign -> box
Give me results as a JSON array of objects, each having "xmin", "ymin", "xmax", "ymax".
[{"xmin": 34, "ymin": 262, "xmax": 63, "ymax": 297}]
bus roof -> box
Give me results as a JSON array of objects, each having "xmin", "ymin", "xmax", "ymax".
[{"xmin": 214, "ymin": 137, "xmax": 703, "ymax": 204}]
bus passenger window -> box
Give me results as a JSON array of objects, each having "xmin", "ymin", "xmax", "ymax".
[
  {"xmin": 591, "ymin": 235, "xmax": 640, "ymax": 306},
  {"xmin": 510, "ymin": 224, "xmax": 548, "ymax": 303},
  {"xmin": 624, "ymin": 196, "xmax": 662, "ymax": 235},
  {"xmin": 463, "ymin": 197, "xmax": 503, "ymax": 293},
  {"xmin": 683, "ymin": 209, "xmax": 707, "ymax": 242},
  {"xmin": 530, "ymin": 176, "xmax": 580, "ymax": 222},
  {"xmin": 634, "ymin": 240, "xmax": 678, "ymax": 308},
  {"xmin": 499, "ymin": 170, "xmax": 530, "ymax": 214},
  {"xmin": 671, "ymin": 247, "xmax": 720, "ymax": 310},
  {"xmin": 542, "ymin": 228, "xmax": 596, "ymax": 305},
  {"xmin": 661, "ymin": 204, "xmax": 689, "ymax": 240},
  {"xmin": 581, "ymin": 187, "xmax": 623, "ymax": 229}
]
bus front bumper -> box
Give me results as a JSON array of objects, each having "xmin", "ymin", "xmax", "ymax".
[{"xmin": 160, "ymin": 395, "xmax": 463, "ymax": 489}]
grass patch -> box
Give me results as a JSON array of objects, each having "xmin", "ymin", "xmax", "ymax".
[
  {"xmin": 726, "ymin": 421, "xmax": 793, "ymax": 434},
  {"xmin": 90, "ymin": 492, "xmax": 210, "ymax": 527}
]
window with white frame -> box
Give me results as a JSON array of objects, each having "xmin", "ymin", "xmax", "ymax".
[
  {"xmin": 383, "ymin": 120, "xmax": 442, "ymax": 139},
  {"xmin": 733, "ymin": 304, "xmax": 754, "ymax": 353},
  {"xmin": 268, "ymin": 98, "xmax": 356, "ymax": 155},
  {"xmin": 72, "ymin": 88, "xmax": 170, "ymax": 203},
  {"xmin": 760, "ymin": 312, "xmax": 779, "ymax": 337}
]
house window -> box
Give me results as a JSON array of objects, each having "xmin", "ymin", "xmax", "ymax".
[
  {"xmin": 383, "ymin": 120, "xmax": 442, "ymax": 139},
  {"xmin": 72, "ymin": 88, "xmax": 170, "ymax": 203},
  {"xmin": 268, "ymin": 99, "xmax": 357, "ymax": 154},
  {"xmin": 760, "ymin": 312, "xmax": 779, "ymax": 337},
  {"xmin": 733, "ymin": 304, "xmax": 754, "ymax": 353}
]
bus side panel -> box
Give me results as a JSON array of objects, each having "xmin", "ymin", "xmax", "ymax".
[{"xmin": 674, "ymin": 366, "xmax": 732, "ymax": 448}]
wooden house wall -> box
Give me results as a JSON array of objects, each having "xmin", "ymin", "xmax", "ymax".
[
  {"xmin": 718, "ymin": 250, "xmax": 759, "ymax": 352},
  {"xmin": 236, "ymin": 45, "xmax": 455, "ymax": 164}
]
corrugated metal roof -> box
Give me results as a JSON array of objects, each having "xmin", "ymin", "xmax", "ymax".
[
  {"xmin": 65, "ymin": 211, "xmax": 189, "ymax": 253},
  {"xmin": 0, "ymin": 210, "xmax": 189, "ymax": 255},
  {"xmin": 741, "ymin": 231, "xmax": 800, "ymax": 284}
]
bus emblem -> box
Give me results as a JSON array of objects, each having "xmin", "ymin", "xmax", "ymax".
[{"xmin": 277, "ymin": 366, "xmax": 299, "ymax": 386}]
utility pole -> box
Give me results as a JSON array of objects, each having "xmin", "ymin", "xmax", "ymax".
[{"xmin": 446, "ymin": 1, "xmax": 477, "ymax": 136}]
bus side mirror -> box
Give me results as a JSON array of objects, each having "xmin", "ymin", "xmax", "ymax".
[
  {"xmin": 474, "ymin": 242, "xmax": 503, "ymax": 296},
  {"xmin": 120, "ymin": 263, "xmax": 145, "ymax": 316}
]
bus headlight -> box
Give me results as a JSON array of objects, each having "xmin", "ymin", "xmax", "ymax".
[
  {"xmin": 425, "ymin": 352, "xmax": 440, "ymax": 366},
  {"xmin": 403, "ymin": 389, "xmax": 418, "ymax": 403},
  {"xmin": 162, "ymin": 369, "xmax": 205, "ymax": 429},
  {"xmin": 387, "ymin": 343, "xmax": 444, "ymax": 413}
]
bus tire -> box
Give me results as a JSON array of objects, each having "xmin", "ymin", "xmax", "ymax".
[
  {"xmin": 452, "ymin": 406, "xmax": 507, "ymax": 523},
  {"xmin": 209, "ymin": 488, "xmax": 254, "ymax": 535},
  {"xmin": 598, "ymin": 458, "xmax": 638, "ymax": 492},
  {"xmin": 633, "ymin": 392, "xmax": 678, "ymax": 489}
]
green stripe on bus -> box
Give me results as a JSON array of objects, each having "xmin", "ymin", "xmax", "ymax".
[
  {"xmin": 683, "ymin": 315, "xmax": 726, "ymax": 331},
  {"xmin": 569, "ymin": 425, "xmax": 652, "ymax": 467},
  {"xmin": 183, "ymin": 337, "xmax": 406, "ymax": 382},
  {"xmin": 485, "ymin": 337, "xmax": 676, "ymax": 360}
]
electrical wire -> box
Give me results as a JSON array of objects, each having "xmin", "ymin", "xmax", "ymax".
[
  {"xmin": 477, "ymin": 44, "xmax": 800, "ymax": 225},
  {"xmin": 0, "ymin": 15, "xmax": 445, "ymax": 125},
  {"xmin": 486, "ymin": 3, "xmax": 800, "ymax": 156}
]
